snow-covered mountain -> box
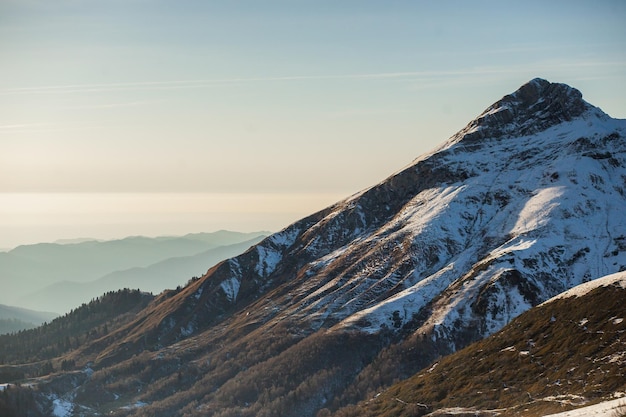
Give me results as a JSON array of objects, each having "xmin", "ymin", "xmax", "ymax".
[
  {"xmin": 2, "ymin": 78, "xmax": 625, "ymax": 417},
  {"xmin": 140, "ymin": 78, "xmax": 625, "ymax": 350}
]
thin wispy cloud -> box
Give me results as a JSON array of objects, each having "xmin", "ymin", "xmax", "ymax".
[
  {"xmin": 0, "ymin": 124, "xmax": 34, "ymax": 129},
  {"xmin": 3, "ymin": 60, "xmax": 623, "ymax": 97},
  {"xmin": 0, "ymin": 122, "xmax": 102, "ymax": 134},
  {"xmin": 0, "ymin": 74, "xmax": 412, "ymax": 96},
  {"xmin": 60, "ymin": 100, "xmax": 163, "ymax": 110}
]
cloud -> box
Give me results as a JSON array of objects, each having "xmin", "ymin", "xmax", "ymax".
[
  {"xmin": 60, "ymin": 100, "xmax": 163, "ymax": 110},
  {"xmin": 0, "ymin": 70, "xmax": 552, "ymax": 96},
  {"xmin": 2, "ymin": 60, "xmax": 624, "ymax": 96},
  {"xmin": 0, "ymin": 122, "xmax": 102, "ymax": 134}
]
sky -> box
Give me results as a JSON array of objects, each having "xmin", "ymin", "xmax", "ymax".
[{"xmin": 1, "ymin": 0, "xmax": 625, "ymax": 249}]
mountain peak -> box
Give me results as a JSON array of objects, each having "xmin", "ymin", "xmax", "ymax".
[
  {"xmin": 458, "ymin": 78, "xmax": 593, "ymax": 142},
  {"xmin": 504, "ymin": 77, "xmax": 586, "ymax": 118}
]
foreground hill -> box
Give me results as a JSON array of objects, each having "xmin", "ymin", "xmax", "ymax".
[
  {"xmin": 336, "ymin": 271, "xmax": 626, "ymax": 416},
  {"xmin": 2, "ymin": 78, "xmax": 625, "ymax": 417}
]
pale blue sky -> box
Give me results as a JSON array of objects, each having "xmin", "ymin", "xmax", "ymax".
[{"xmin": 1, "ymin": 0, "xmax": 625, "ymax": 247}]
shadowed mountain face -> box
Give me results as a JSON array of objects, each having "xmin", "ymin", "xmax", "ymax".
[{"xmin": 2, "ymin": 79, "xmax": 625, "ymax": 417}]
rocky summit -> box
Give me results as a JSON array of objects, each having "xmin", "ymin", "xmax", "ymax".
[
  {"xmin": 1, "ymin": 78, "xmax": 625, "ymax": 417},
  {"xmin": 459, "ymin": 77, "xmax": 589, "ymax": 141}
]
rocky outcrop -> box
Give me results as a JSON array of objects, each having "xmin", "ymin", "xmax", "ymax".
[{"xmin": 458, "ymin": 78, "xmax": 592, "ymax": 142}]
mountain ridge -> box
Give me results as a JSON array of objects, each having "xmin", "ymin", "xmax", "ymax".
[{"xmin": 450, "ymin": 77, "xmax": 591, "ymax": 144}]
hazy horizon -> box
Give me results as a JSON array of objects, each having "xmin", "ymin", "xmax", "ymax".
[
  {"xmin": 0, "ymin": 192, "xmax": 346, "ymax": 249},
  {"xmin": 2, "ymin": 1, "xmax": 625, "ymax": 251}
]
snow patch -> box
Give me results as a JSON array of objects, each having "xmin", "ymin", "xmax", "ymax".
[
  {"xmin": 255, "ymin": 245, "xmax": 282, "ymax": 277},
  {"xmin": 542, "ymin": 397, "xmax": 626, "ymax": 416},
  {"xmin": 83, "ymin": 366, "xmax": 94, "ymax": 377},
  {"xmin": 122, "ymin": 400, "xmax": 149, "ymax": 410},
  {"xmin": 269, "ymin": 226, "xmax": 300, "ymax": 248},
  {"xmin": 220, "ymin": 277, "xmax": 241, "ymax": 302},
  {"xmin": 180, "ymin": 322, "xmax": 195, "ymax": 337},
  {"xmin": 511, "ymin": 187, "xmax": 564, "ymax": 234},
  {"xmin": 229, "ymin": 258, "xmax": 242, "ymax": 276},
  {"xmin": 194, "ymin": 287, "xmax": 203, "ymax": 300},
  {"xmin": 51, "ymin": 397, "xmax": 74, "ymax": 417}
]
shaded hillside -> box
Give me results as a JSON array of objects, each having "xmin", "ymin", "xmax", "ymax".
[
  {"xmin": 337, "ymin": 272, "xmax": 626, "ymax": 417},
  {"xmin": 3, "ymin": 79, "xmax": 625, "ymax": 417}
]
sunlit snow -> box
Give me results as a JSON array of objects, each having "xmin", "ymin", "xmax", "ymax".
[{"xmin": 220, "ymin": 277, "xmax": 241, "ymax": 302}]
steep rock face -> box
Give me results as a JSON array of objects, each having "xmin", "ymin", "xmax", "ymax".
[{"xmin": 458, "ymin": 78, "xmax": 589, "ymax": 142}]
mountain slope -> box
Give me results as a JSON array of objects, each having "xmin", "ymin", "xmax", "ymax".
[
  {"xmin": 340, "ymin": 271, "xmax": 626, "ymax": 417},
  {"xmin": 4, "ymin": 78, "xmax": 625, "ymax": 417}
]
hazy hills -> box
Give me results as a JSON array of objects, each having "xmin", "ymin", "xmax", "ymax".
[
  {"xmin": 0, "ymin": 304, "xmax": 58, "ymax": 335},
  {"xmin": 0, "ymin": 230, "xmax": 267, "ymax": 314},
  {"xmin": 0, "ymin": 79, "xmax": 624, "ymax": 417}
]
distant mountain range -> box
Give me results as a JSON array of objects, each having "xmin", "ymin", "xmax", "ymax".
[
  {"xmin": 0, "ymin": 230, "xmax": 268, "ymax": 314},
  {"xmin": 0, "ymin": 304, "xmax": 58, "ymax": 335},
  {"xmin": 0, "ymin": 79, "xmax": 624, "ymax": 417},
  {"xmin": 19, "ymin": 237, "xmax": 266, "ymax": 314}
]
